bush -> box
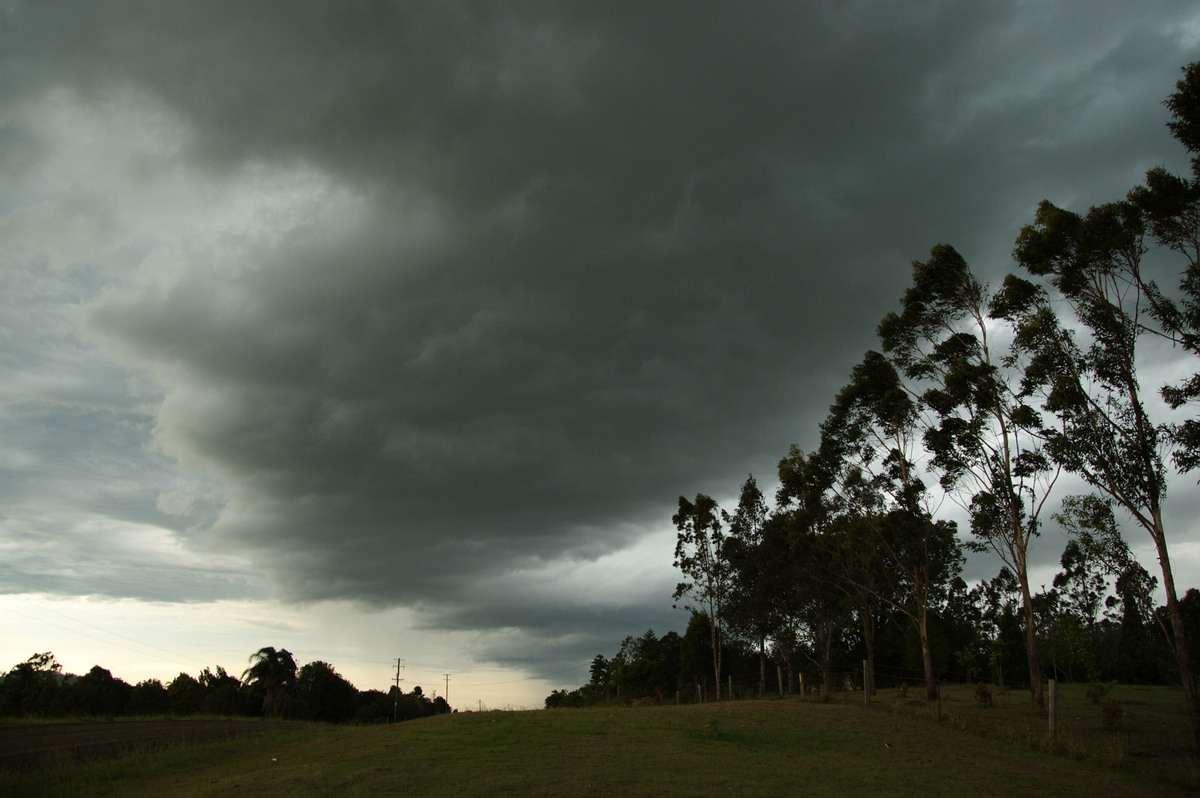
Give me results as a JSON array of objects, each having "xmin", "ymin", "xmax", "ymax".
[{"xmin": 1100, "ymin": 699, "xmax": 1125, "ymax": 731}]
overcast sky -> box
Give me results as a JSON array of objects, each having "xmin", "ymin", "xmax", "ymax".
[{"xmin": 3, "ymin": 1, "xmax": 1200, "ymax": 709}]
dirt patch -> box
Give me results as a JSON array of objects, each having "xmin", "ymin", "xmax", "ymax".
[{"xmin": 0, "ymin": 720, "xmax": 306, "ymax": 771}]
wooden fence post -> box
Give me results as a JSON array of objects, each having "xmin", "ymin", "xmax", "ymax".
[{"xmin": 1048, "ymin": 679, "xmax": 1058, "ymax": 741}]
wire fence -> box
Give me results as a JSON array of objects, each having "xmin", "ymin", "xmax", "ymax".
[{"xmin": 648, "ymin": 661, "xmax": 1008, "ymax": 705}]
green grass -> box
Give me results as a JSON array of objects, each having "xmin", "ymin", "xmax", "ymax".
[{"xmin": 2, "ymin": 685, "xmax": 1197, "ymax": 797}]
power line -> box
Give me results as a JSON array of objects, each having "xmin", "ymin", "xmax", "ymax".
[
  {"xmin": 0, "ymin": 600, "xmax": 211, "ymax": 671},
  {"xmin": 4, "ymin": 594, "xmax": 214, "ymax": 666}
]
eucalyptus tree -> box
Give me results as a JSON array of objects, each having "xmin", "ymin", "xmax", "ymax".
[
  {"xmin": 1010, "ymin": 147, "xmax": 1200, "ymax": 746},
  {"xmin": 778, "ymin": 446, "xmax": 884, "ymax": 698},
  {"xmin": 878, "ymin": 244, "xmax": 1058, "ymax": 708},
  {"xmin": 812, "ymin": 351, "xmax": 963, "ymax": 700},
  {"xmin": 1129, "ymin": 62, "xmax": 1200, "ymax": 471},
  {"xmin": 722, "ymin": 475, "xmax": 779, "ymax": 696},
  {"xmin": 673, "ymin": 493, "xmax": 731, "ymax": 700}
]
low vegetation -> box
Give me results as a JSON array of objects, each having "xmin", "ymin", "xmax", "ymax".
[{"xmin": 0, "ymin": 684, "xmax": 1194, "ymax": 797}]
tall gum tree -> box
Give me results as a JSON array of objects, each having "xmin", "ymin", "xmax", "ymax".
[
  {"xmin": 722, "ymin": 475, "xmax": 778, "ymax": 697},
  {"xmin": 778, "ymin": 447, "xmax": 886, "ymax": 699},
  {"xmin": 813, "ymin": 351, "xmax": 963, "ymax": 701},
  {"xmin": 672, "ymin": 493, "xmax": 730, "ymax": 701},
  {"xmin": 1010, "ymin": 60, "xmax": 1200, "ymax": 745},
  {"xmin": 878, "ymin": 244, "xmax": 1059, "ymax": 708}
]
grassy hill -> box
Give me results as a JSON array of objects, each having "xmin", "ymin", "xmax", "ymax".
[{"xmin": 3, "ymin": 684, "xmax": 1197, "ymax": 796}]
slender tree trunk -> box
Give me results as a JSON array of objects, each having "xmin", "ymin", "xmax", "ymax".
[
  {"xmin": 918, "ymin": 604, "xmax": 937, "ymax": 701},
  {"xmin": 1153, "ymin": 530, "xmax": 1200, "ymax": 754},
  {"xmin": 860, "ymin": 604, "xmax": 876, "ymax": 697},
  {"xmin": 758, "ymin": 636, "xmax": 767, "ymax": 698},
  {"xmin": 709, "ymin": 610, "xmax": 722, "ymax": 702},
  {"xmin": 820, "ymin": 622, "xmax": 834, "ymax": 699},
  {"xmin": 1018, "ymin": 570, "xmax": 1044, "ymax": 708}
]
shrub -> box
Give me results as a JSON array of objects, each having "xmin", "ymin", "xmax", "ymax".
[{"xmin": 1100, "ymin": 699, "xmax": 1125, "ymax": 731}]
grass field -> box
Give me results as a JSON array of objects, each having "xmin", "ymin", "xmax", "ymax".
[{"xmin": 1, "ymin": 683, "xmax": 1196, "ymax": 796}]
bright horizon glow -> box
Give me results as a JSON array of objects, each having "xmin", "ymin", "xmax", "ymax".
[{"xmin": 0, "ymin": 593, "xmax": 582, "ymax": 711}]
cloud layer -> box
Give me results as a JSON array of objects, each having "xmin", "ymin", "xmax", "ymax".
[{"xmin": 3, "ymin": 1, "xmax": 1199, "ymax": 670}]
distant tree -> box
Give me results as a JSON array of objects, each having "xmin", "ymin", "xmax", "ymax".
[
  {"xmin": 0, "ymin": 652, "xmax": 63, "ymax": 717},
  {"xmin": 588, "ymin": 654, "xmax": 613, "ymax": 703},
  {"xmin": 354, "ymin": 688, "xmax": 392, "ymax": 723},
  {"xmin": 722, "ymin": 475, "xmax": 780, "ymax": 697},
  {"xmin": 63, "ymin": 665, "xmax": 132, "ymax": 717},
  {"xmin": 242, "ymin": 647, "xmax": 298, "ymax": 718},
  {"xmin": 296, "ymin": 660, "xmax": 358, "ymax": 723},
  {"xmin": 166, "ymin": 672, "xmax": 204, "ymax": 716},
  {"xmin": 127, "ymin": 679, "xmax": 169, "ymax": 716},
  {"xmin": 199, "ymin": 666, "xmax": 246, "ymax": 716},
  {"xmin": 673, "ymin": 493, "xmax": 731, "ymax": 700},
  {"xmin": 779, "ymin": 447, "xmax": 893, "ymax": 699}
]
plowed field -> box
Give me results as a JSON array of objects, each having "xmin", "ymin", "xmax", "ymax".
[{"xmin": 0, "ymin": 720, "xmax": 303, "ymax": 771}]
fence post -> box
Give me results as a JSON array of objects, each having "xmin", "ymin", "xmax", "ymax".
[
  {"xmin": 777, "ymin": 666, "xmax": 783, "ymax": 697},
  {"xmin": 800, "ymin": 673, "xmax": 805, "ymax": 700},
  {"xmin": 1048, "ymin": 679, "xmax": 1058, "ymax": 741},
  {"xmin": 863, "ymin": 660, "xmax": 870, "ymax": 706}
]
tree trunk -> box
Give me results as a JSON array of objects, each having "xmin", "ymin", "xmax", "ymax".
[
  {"xmin": 1018, "ymin": 571, "xmax": 1044, "ymax": 708},
  {"xmin": 710, "ymin": 613, "xmax": 722, "ymax": 702},
  {"xmin": 1153, "ymin": 530, "xmax": 1200, "ymax": 754},
  {"xmin": 860, "ymin": 605, "xmax": 876, "ymax": 697},
  {"xmin": 919, "ymin": 611, "xmax": 937, "ymax": 701},
  {"xmin": 758, "ymin": 636, "xmax": 767, "ymax": 698},
  {"xmin": 820, "ymin": 622, "xmax": 834, "ymax": 699}
]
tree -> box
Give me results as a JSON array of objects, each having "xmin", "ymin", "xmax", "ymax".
[
  {"xmin": 878, "ymin": 243, "xmax": 1058, "ymax": 708},
  {"xmin": 65, "ymin": 665, "xmax": 132, "ymax": 717},
  {"xmin": 722, "ymin": 475, "xmax": 780, "ymax": 697},
  {"xmin": 814, "ymin": 351, "xmax": 964, "ymax": 700},
  {"xmin": 673, "ymin": 493, "xmax": 731, "ymax": 700},
  {"xmin": 1010, "ymin": 185, "xmax": 1200, "ymax": 747},
  {"xmin": 166, "ymin": 672, "xmax": 204, "ymax": 716},
  {"xmin": 199, "ymin": 666, "xmax": 246, "ymax": 716},
  {"xmin": 296, "ymin": 660, "xmax": 358, "ymax": 722},
  {"xmin": 0, "ymin": 652, "xmax": 63, "ymax": 717},
  {"xmin": 242, "ymin": 646, "xmax": 298, "ymax": 718},
  {"xmin": 127, "ymin": 679, "xmax": 169, "ymax": 716},
  {"xmin": 777, "ymin": 448, "xmax": 872, "ymax": 699}
]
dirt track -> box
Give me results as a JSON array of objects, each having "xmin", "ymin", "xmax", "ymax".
[{"xmin": 0, "ymin": 720, "xmax": 306, "ymax": 770}]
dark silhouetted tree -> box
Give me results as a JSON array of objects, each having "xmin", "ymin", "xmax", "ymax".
[
  {"xmin": 673, "ymin": 494, "xmax": 731, "ymax": 700},
  {"xmin": 296, "ymin": 660, "xmax": 358, "ymax": 722},
  {"xmin": 879, "ymin": 243, "xmax": 1058, "ymax": 708},
  {"xmin": 242, "ymin": 646, "xmax": 298, "ymax": 717}
]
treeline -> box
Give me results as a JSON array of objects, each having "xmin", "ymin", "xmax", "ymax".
[
  {"xmin": 551, "ymin": 62, "xmax": 1200, "ymax": 753},
  {"xmin": 0, "ymin": 647, "xmax": 450, "ymax": 723},
  {"xmin": 546, "ymin": 579, "xmax": 1200, "ymax": 709}
]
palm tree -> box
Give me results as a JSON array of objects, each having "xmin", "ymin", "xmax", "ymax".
[{"xmin": 242, "ymin": 646, "xmax": 297, "ymax": 717}]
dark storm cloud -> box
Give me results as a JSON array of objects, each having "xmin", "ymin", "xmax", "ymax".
[{"xmin": 3, "ymin": 1, "xmax": 1199, "ymax": 666}]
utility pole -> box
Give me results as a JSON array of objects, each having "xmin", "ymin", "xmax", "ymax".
[
  {"xmin": 443, "ymin": 673, "xmax": 451, "ymax": 703},
  {"xmin": 392, "ymin": 658, "xmax": 405, "ymax": 722}
]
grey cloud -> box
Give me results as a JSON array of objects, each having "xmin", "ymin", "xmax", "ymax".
[{"xmin": 4, "ymin": 1, "xmax": 1200, "ymax": 670}]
